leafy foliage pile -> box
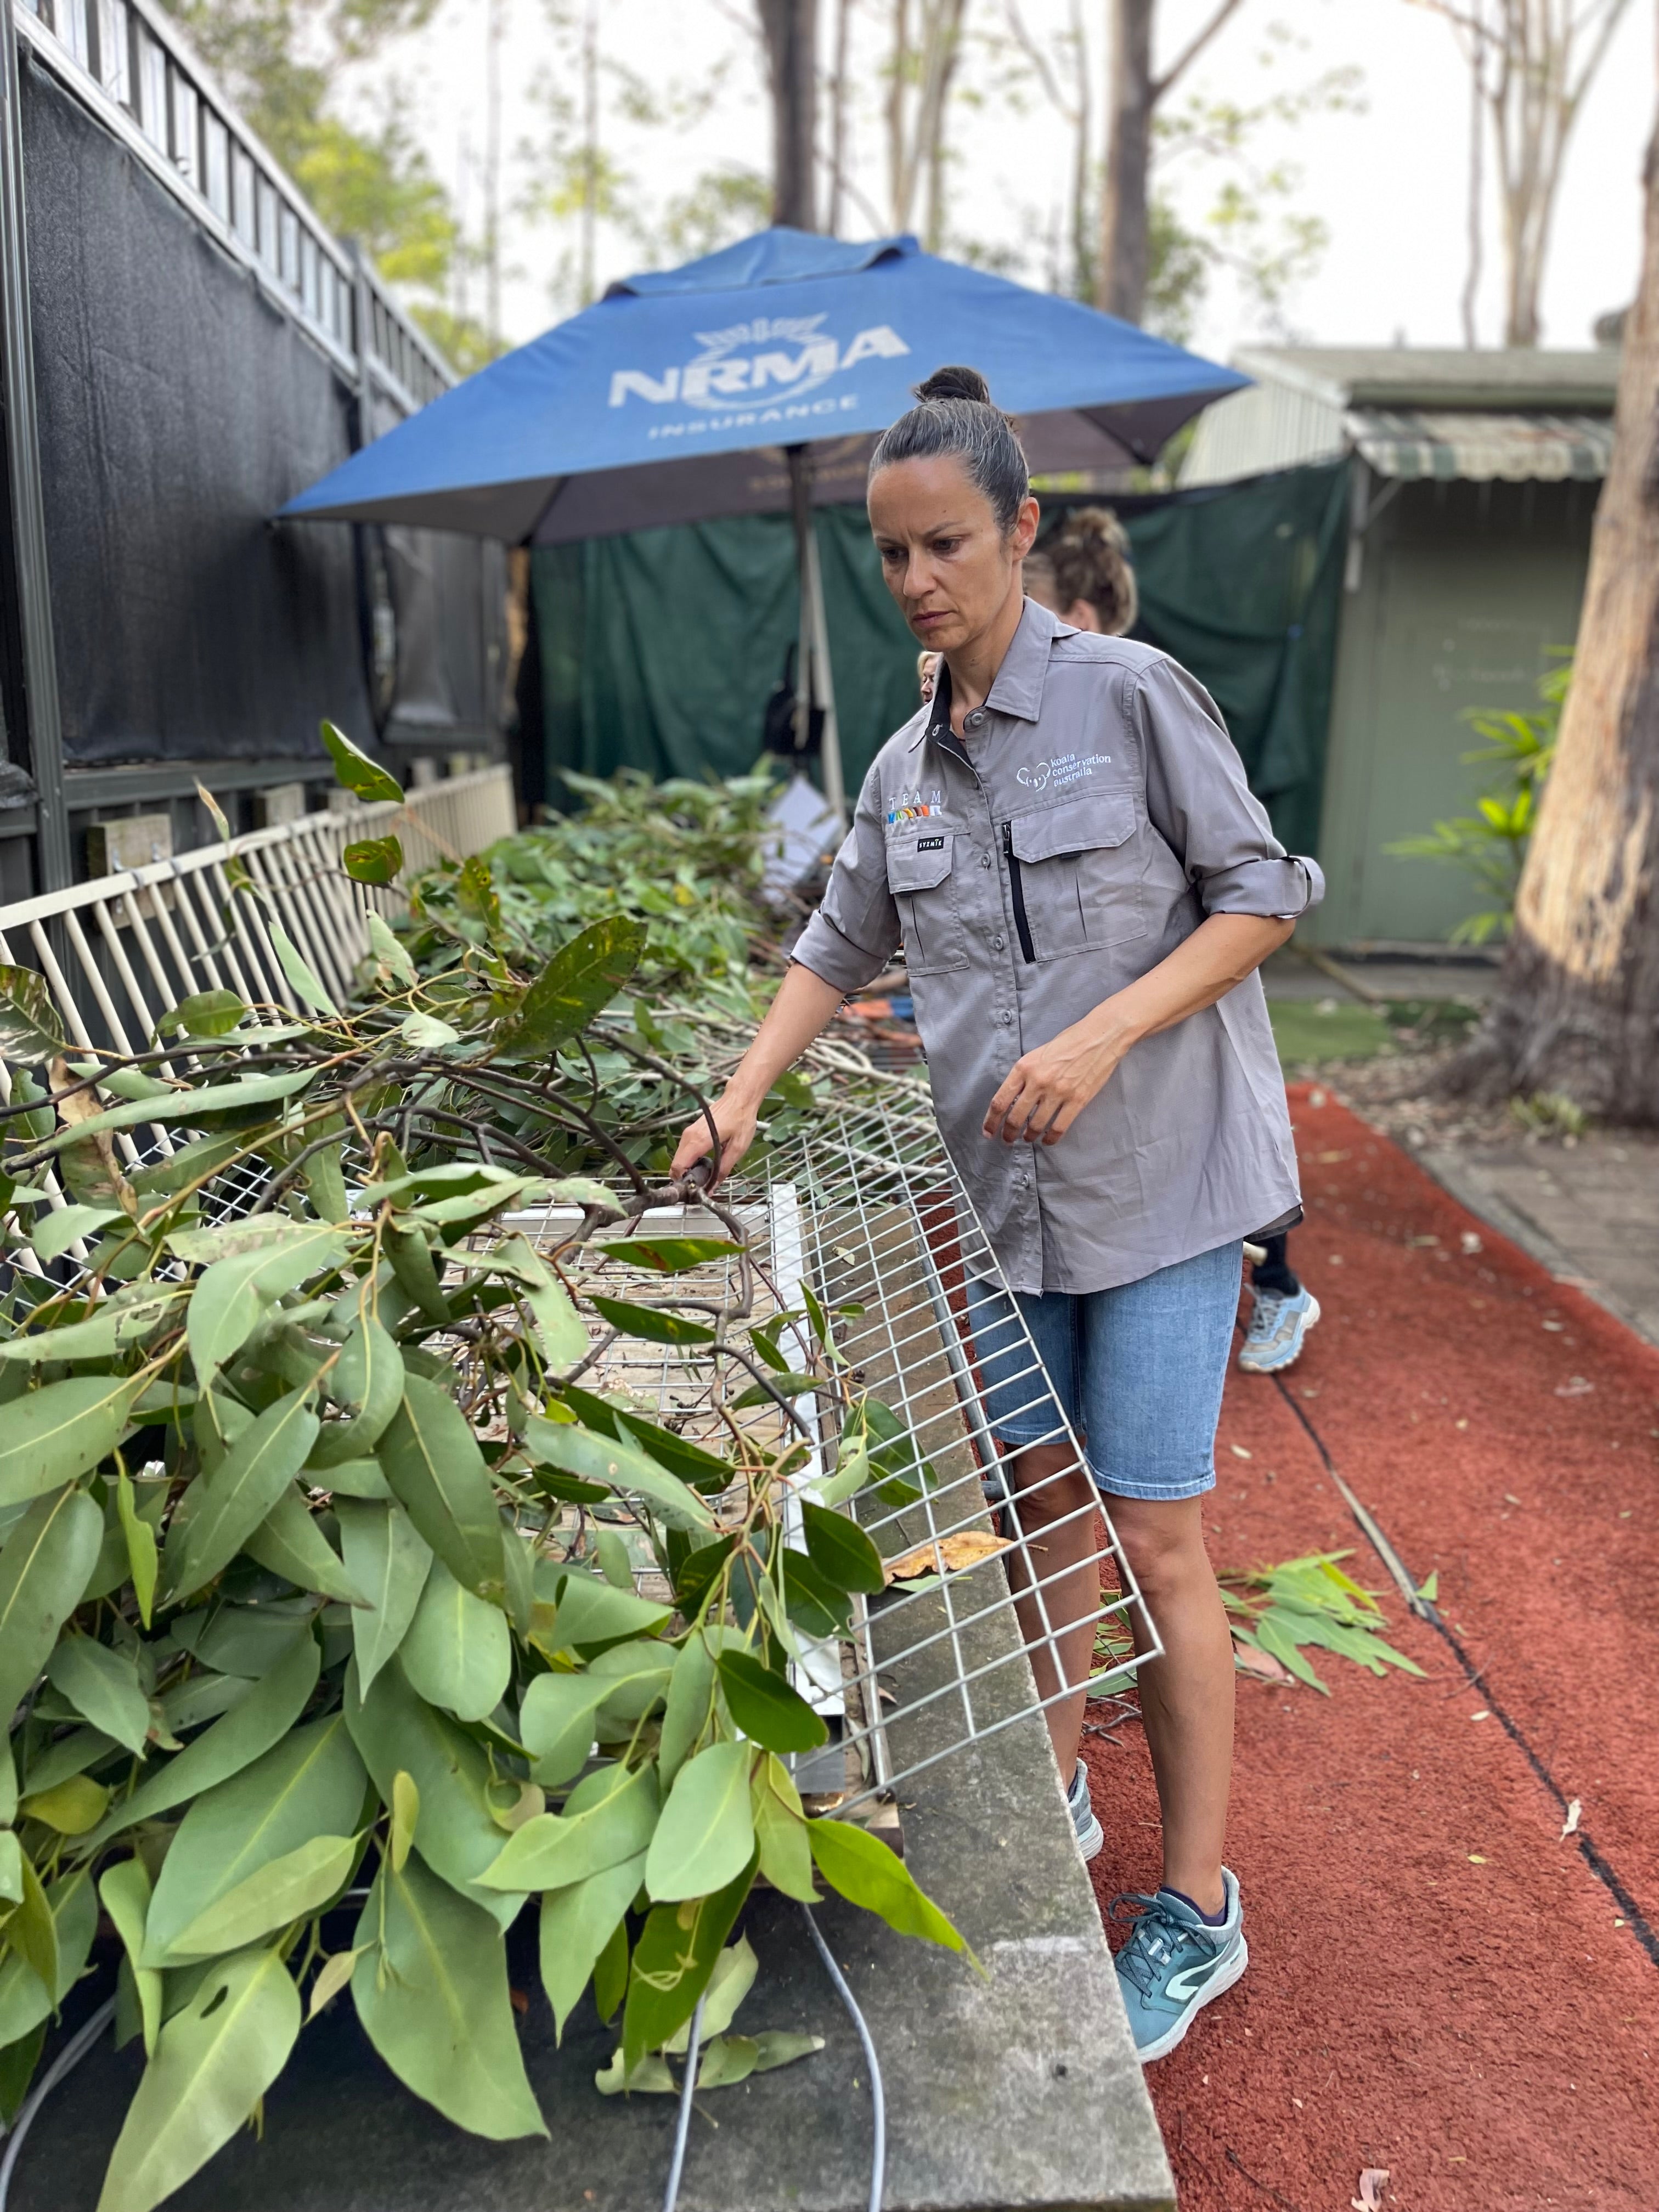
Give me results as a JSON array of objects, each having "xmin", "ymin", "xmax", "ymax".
[
  {"xmin": 0, "ymin": 736, "xmax": 960, "ymax": 2211},
  {"xmin": 1224, "ymin": 1552, "xmax": 1426, "ymax": 1695}
]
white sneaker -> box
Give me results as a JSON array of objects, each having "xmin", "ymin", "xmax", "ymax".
[
  {"xmin": 1238, "ymin": 1286, "xmax": 1320, "ymax": 1374},
  {"xmin": 1068, "ymin": 1760, "xmax": 1103, "ymax": 1860}
]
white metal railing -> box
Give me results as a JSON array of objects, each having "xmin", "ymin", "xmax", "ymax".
[{"xmin": 0, "ymin": 765, "xmax": 514, "ymax": 1244}]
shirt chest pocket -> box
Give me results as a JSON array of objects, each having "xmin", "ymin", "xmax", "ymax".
[
  {"xmin": 887, "ymin": 832, "xmax": 970, "ymax": 975},
  {"xmin": 1008, "ymin": 792, "xmax": 1147, "ymax": 961}
]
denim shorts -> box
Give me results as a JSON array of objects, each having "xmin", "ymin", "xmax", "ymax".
[{"xmin": 963, "ymin": 1242, "xmax": 1244, "ymax": 1502}]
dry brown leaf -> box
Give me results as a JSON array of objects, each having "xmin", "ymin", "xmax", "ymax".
[
  {"xmin": 1232, "ymin": 1638, "xmax": 1294, "ymax": 1685},
  {"xmin": 884, "ymin": 1530, "xmax": 1013, "ymax": 1584},
  {"xmin": 50, "ymin": 1056, "xmax": 137, "ymax": 1217},
  {"xmin": 1351, "ymin": 2169, "xmax": 1389, "ymax": 2211}
]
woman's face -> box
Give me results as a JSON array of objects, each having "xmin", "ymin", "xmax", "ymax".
[{"xmin": 868, "ymin": 456, "xmax": 1039, "ymax": 656}]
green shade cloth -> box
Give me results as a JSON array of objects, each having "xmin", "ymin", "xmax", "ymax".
[{"xmin": 533, "ymin": 459, "xmax": 1348, "ymax": 855}]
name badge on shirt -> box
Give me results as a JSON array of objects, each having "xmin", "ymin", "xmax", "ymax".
[{"xmin": 916, "ymin": 835, "xmax": 945, "ymax": 851}]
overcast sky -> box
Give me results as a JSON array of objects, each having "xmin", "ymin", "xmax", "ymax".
[{"xmin": 380, "ymin": 0, "xmax": 1655, "ymax": 363}]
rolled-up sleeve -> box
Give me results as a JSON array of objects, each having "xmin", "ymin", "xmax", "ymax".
[
  {"xmin": 790, "ymin": 765, "xmax": 901, "ymax": 993},
  {"xmin": 1135, "ymin": 658, "xmax": 1325, "ymax": 918}
]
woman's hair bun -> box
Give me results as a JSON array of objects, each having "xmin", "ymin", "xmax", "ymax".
[{"xmin": 913, "ymin": 364, "xmax": 994, "ymax": 408}]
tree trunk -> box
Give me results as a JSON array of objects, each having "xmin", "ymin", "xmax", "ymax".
[
  {"xmin": 1098, "ymin": 0, "xmax": 1153, "ymax": 320},
  {"xmin": 759, "ymin": 0, "xmax": 819, "ymax": 230},
  {"xmin": 1459, "ymin": 75, "xmax": 1659, "ymax": 1121}
]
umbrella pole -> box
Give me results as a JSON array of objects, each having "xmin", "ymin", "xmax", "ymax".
[{"xmin": 788, "ymin": 444, "xmax": 848, "ymax": 832}]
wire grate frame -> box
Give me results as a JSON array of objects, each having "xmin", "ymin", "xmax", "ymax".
[{"xmin": 511, "ymin": 1092, "xmax": 1158, "ymax": 1820}]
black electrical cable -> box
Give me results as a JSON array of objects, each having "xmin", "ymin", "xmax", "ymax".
[{"xmin": 660, "ymin": 1908, "xmax": 887, "ymax": 2212}]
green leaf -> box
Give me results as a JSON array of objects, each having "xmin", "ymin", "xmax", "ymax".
[
  {"xmin": 167, "ymin": 1833, "xmax": 357, "ymax": 1962},
  {"xmin": 342, "ymin": 833, "xmax": 403, "ymax": 886},
  {"xmin": 594, "ymin": 1527, "xmax": 633, "ymax": 1590},
  {"xmin": 317, "ymin": 1456, "xmax": 390, "ymax": 1499},
  {"xmin": 0, "ymin": 1485, "xmax": 103, "ymax": 1723},
  {"xmin": 716, "ymin": 1648, "xmax": 828, "ymax": 1753},
  {"xmin": 343, "ymin": 1655, "xmax": 523, "ymax": 1926},
  {"xmin": 777, "ymin": 1547, "xmax": 853, "ymax": 1639},
  {"xmin": 47, "ymin": 1635, "xmax": 151, "ymax": 1756},
  {"xmin": 645, "ymin": 1741, "xmax": 754, "ymax": 1904},
  {"xmin": 711, "ymin": 2030, "xmax": 822, "ymax": 2084},
  {"xmin": 622, "ymin": 1849, "xmax": 756, "ymax": 2074},
  {"xmin": 588, "ymin": 1295, "xmax": 715, "ymax": 1347},
  {"xmin": 28, "ymin": 1203, "xmax": 123, "ymax": 1265},
  {"xmin": 496, "ymin": 917, "xmax": 645, "ymax": 1056},
  {"xmin": 86, "ymin": 1630, "xmax": 321, "ymax": 1850},
  {"xmin": 187, "ymin": 1226, "xmax": 351, "ymax": 1380},
  {"xmin": 95, "ymin": 1945, "xmax": 301, "ymax": 2212},
  {"xmin": 658, "ymin": 1632, "xmax": 716, "ymax": 1785},
  {"xmin": 321, "ymin": 719, "xmax": 403, "ymax": 804},
  {"xmin": 602, "ymin": 1238, "xmax": 743, "ymax": 1275},
  {"xmin": 6, "ymin": 1854, "xmax": 55, "ymax": 1997},
  {"xmin": 479, "ymin": 1759, "xmax": 658, "ymax": 1891},
  {"xmin": 19, "ymin": 1771, "xmax": 110, "ymax": 1832},
  {"xmin": 810, "ymin": 1437, "xmax": 871, "ymax": 1509},
  {"xmin": 544, "ymin": 1176, "xmax": 624, "ymax": 1218},
  {"xmin": 399, "ymin": 1558, "xmax": 511, "ymax": 1723},
  {"xmin": 751, "ymin": 1753, "xmax": 817, "ymax": 1903},
  {"xmin": 518, "ymin": 1672, "xmax": 613, "ymax": 1788},
  {"xmin": 377, "ymin": 1376, "xmax": 507, "ymax": 1599},
  {"xmin": 0, "ymin": 1288, "xmax": 185, "ymax": 1366},
  {"xmin": 350, "ymin": 1854, "xmax": 546, "ymax": 2141},
  {"xmin": 537, "ymin": 1567, "xmax": 672, "ymax": 1654},
  {"xmin": 612, "ymin": 1412, "xmax": 736, "ymax": 1496},
  {"xmin": 0, "ymin": 1870, "xmax": 95, "ymax": 2050},
  {"xmin": 100, "ymin": 1859, "xmax": 161, "ymax": 2057},
  {"xmin": 0, "ymin": 1833, "xmax": 19, "ymax": 1908},
  {"xmin": 520, "ymin": 1267, "xmax": 589, "ymax": 1366},
  {"xmin": 115, "ymin": 1472, "xmax": 159, "ymax": 1629},
  {"xmin": 799, "ymin": 1499, "xmax": 886, "ymax": 1595},
  {"xmin": 244, "ymin": 1485, "xmax": 365, "ymax": 1605},
  {"xmin": 665, "ymin": 1933, "xmax": 756, "ymax": 2051},
  {"xmin": 336, "ymin": 1496, "xmax": 432, "ymax": 1692},
  {"xmin": 594, "ymin": 2049, "xmax": 675, "ymax": 2096},
  {"xmin": 0, "ymin": 966, "xmax": 64, "ymax": 1063},
  {"xmin": 399, "ymin": 1011, "xmax": 460, "ymax": 1048},
  {"xmin": 538, "ymin": 1851, "xmax": 647, "ymax": 2043},
  {"xmin": 142, "ymin": 1709, "xmax": 366, "ymax": 1964},
  {"xmin": 806, "ymin": 1818, "xmax": 967, "ymax": 1953},
  {"xmin": 154, "ymin": 989, "xmax": 246, "ymax": 1040},
  {"xmin": 168, "ymin": 1384, "xmax": 321, "ymax": 1599},
  {"xmin": 523, "ymin": 1418, "xmax": 714, "ymax": 1534},
  {"xmin": 312, "ymin": 1313, "xmax": 404, "ymax": 1468},
  {"xmin": 0, "ymin": 1375, "xmax": 144, "ymax": 1510},
  {"xmin": 391, "ymin": 1770, "xmax": 419, "ymax": 1874},
  {"xmin": 366, "ymin": 911, "xmax": 417, "ymax": 988},
  {"xmin": 30, "ymin": 1067, "xmax": 319, "ymax": 1158}
]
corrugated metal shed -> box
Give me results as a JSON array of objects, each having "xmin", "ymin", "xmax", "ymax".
[{"xmin": 1181, "ymin": 346, "xmax": 1619, "ymax": 486}]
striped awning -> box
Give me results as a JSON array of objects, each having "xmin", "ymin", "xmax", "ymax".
[{"xmin": 1345, "ymin": 408, "xmax": 1612, "ymax": 483}]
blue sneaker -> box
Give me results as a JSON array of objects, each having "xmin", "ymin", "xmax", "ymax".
[
  {"xmin": 1238, "ymin": 1286, "xmax": 1320, "ymax": 1374},
  {"xmin": 1109, "ymin": 1870, "xmax": 1248, "ymax": 2061}
]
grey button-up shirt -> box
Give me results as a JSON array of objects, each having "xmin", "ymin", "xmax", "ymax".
[{"xmin": 792, "ymin": 599, "xmax": 1324, "ymax": 1295}]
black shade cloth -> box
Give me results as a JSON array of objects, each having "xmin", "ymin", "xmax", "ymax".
[{"xmin": 21, "ymin": 54, "xmax": 503, "ymax": 768}]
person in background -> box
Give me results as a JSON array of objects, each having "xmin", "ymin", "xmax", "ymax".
[{"xmin": 1022, "ymin": 512, "xmax": 1321, "ymax": 1378}]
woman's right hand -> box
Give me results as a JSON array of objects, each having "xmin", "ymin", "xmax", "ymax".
[{"xmin": 670, "ymin": 1090, "xmax": 760, "ymax": 1191}]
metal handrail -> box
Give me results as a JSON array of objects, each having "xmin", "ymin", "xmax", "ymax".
[{"xmin": 13, "ymin": 0, "xmax": 450, "ymax": 409}]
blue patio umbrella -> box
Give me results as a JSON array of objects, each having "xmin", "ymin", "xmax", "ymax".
[{"xmin": 282, "ymin": 227, "xmax": 1248, "ymax": 811}]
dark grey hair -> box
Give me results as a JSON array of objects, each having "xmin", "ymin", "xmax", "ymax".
[{"xmin": 867, "ymin": 365, "xmax": 1031, "ymax": 533}]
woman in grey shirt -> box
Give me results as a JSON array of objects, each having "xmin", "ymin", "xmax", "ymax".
[{"xmin": 672, "ymin": 365, "xmax": 1322, "ymax": 2063}]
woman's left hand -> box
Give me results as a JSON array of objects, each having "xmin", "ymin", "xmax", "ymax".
[{"xmin": 983, "ymin": 1005, "xmax": 1135, "ymax": 1145}]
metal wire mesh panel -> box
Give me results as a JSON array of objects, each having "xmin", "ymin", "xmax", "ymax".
[{"xmin": 506, "ymin": 1091, "xmax": 1158, "ymax": 1819}]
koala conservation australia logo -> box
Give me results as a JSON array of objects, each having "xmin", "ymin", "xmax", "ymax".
[{"xmin": 608, "ymin": 316, "xmax": 910, "ymax": 438}]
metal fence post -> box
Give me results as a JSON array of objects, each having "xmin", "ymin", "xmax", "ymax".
[{"xmin": 0, "ymin": 3, "xmax": 70, "ymax": 894}]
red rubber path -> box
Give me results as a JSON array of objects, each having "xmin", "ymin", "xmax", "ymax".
[{"xmin": 1084, "ymin": 1084, "xmax": 1659, "ymax": 2212}]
